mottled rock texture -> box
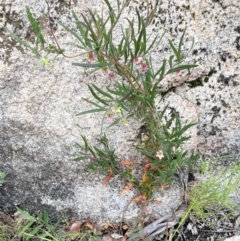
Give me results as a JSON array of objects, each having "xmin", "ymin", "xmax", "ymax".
[{"xmin": 0, "ymin": 0, "xmax": 239, "ymax": 222}]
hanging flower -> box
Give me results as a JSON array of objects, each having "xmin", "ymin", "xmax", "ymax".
[
  {"xmin": 122, "ymin": 117, "xmax": 128, "ymax": 126},
  {"xmin": 175, "ymin": 70, "xmax": 182, "ymax": 76},
  {"xmin": 40, "ymin": 58, "xmax": 50, "ymax": 66},
  {"xmin": 108, "ymin": 72, "xmax": 115, "ymax": 81},
  {"xmin": 87, "ymin": 52, "xmax": 95, "ymax": 62},
  {"xmin": 113, "ymin": 104, "xmax": 121, "ymax": 113},
  {"xmin": 141, "ymin": 62, "xmax": 148, "ymax": 72},
  {"xmin": 134, "ymin": 57, "xmax": 142, "ymax": 65},
  {"xmin": 102, "ymin": 68, "xmax": 109, "ymax": 75},
  {"xmin": 156, "ymin": 150, "xmax": 164, "ymax": 160},
  {"xmin": 107, "ymin": 113, "xmax": 114, "ymax": 121}
]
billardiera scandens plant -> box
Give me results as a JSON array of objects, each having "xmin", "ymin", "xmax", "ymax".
[{"xmin": 6, "ymin": 0, "xmax": 199, "ymax": 200}]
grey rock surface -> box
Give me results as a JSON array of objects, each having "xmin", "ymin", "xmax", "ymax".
[{"xmin": 0, "ymin": 0, "xmax": 239, "ymax": 223}]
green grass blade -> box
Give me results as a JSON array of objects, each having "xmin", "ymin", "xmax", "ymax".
[
  {"xmin": 27, "ymin": 225, "xmax": 43, "ymax": 240},
  {"xmin": 16, "ymin": 207, "xmax": 36, "ymax": 221},
  {"xmin": 20, "ymin": 220, "xmax": 35, "ymax": 234},
  {"xmin": 43, "ymin": 210, "xmax": 49, "ymax": 225}
]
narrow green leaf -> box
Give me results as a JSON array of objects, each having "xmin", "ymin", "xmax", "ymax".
[
  {"xmin": 134, "ymin": 94, "xmax": 149, "ymax": 105},
  {"xmin": 169, "ymin": 55, "xmax": 174, "ymax": 69},
  {"xmin": 72, "ymin": 11, "xmax": 87, "ymax": 37},
  {"xmin": 37, "ymin": 212, "xmax": 43, "ymax": 222},
  {"xmin": 51, "ymin": 219, "xmax": 61, "ymax": 232},
  {"xmin": 117, "ymin": 39, "xmax": 123, "ymax": 54},
  {"xmin": 136, "ymin": 9, "xmax": 142, "ymax": 33},
  {"xmin": 85, "ymin": 33, "xmax": 93, "ymax": 49},
  {"xmin": 108, "ymin": 41, "xmax": 118, "ymax": 58},
  {"xmin": 43, "ymin": 210, "xmax": 49, "ymax": 225},
  {"xmin": 142, "ymin": 20, "xmax": 146, "ymax": 53},
  {"xmin": 102, "ymin": 12, "xmax": 111, "ymax": 30},
  {"xmin": 26, "ymin": 7, "xmax": 44, "ymax": 48},
  {"xmin": 92, "ymin": 84, "xmax": 114, "ymax": 99},
  {"xmin": 88, "ymin": 85, "xmax": 108, "ymax": 105},
  {"xmin": 58, "ymin": 21, "xmax": 85, "ymax": 47},
  {"xmin": 134, "ymin": 39, "xmax": 140, "ymax": 57},
  {"xmin": 26, "ymin": 7, "xmax": 39, "ymax": 33},
  {"xmin": 178, "ymin": 28, "xmax": 186, "ymax": 58},
  {"xmin": 180, "ymin": 122, "xmax": 196, "ymax": 134},
  {"xmin": 118, "ymin": 89, "xmax": 134, "ymax": 102},
  {"xmin": 82, "ymin": 98, "xmax": 104, "ymax": 108},
  {"xmin": 72, "ymin": 62, "xmax": 111, "ymax": 68},
  {"xmin": 168, "ymin": 64, "xmax": 198, "ymax": 74},
  {"xmin": 158, "ymin": 59, "xmax": 166, "ymax": 80},
  {"xmin": 81, "ymin": 135, "xmax": 88, "ymax": 152},
  {"xmin": 73, "ymin": 156, "xmax": 87, "ymax": 161},
  {"xmin": 145, "ymin": 34, "xmax": 158, "ymax": 55},
  {"xmin": 103, "ymin": 0, "xmax": 116, "ymax": 26},
  {"xmin": 116, "ymin": 0, "xmax": 120, "ymax": 11},
  {"xmin": 146, "ymin": 30, "xmax": 165, "ymax": 54},
  {"xmin": 76, "ymin": 108, "xmax": 105, "ymax": 116},
  {"xmin": 169, "ymin": 39, "xmax": 180, "ymax": 62},
  {"xmin": 5, "ymin": 29, "xmax": 38, "ymax": 55},
  {"xmin": 137, "ymin": 149, "xmax": 154, "ymax": 158},
  {"xmin": 37, "ymin": 17, "xmax": 45, "ymax": 48},
  {"xmin": 88, "ymin": 147, "xmax": 96, "ymax": 159},
  {"xmin": 158, "ymin": 104, "xmax": 169, "ymax": 120},
  {"xmin": 41, "ymin": 230, "xmax": 60, "ymax": 241},
  {"xmin": 126, "ymin": 19, "xmax": 135, "ymax": 41},
  {"xmin": 81, "ymin": 14, "xmax": 97, "ymax": 41},
  {"xmin": 88, "ymin": 9, "xmax": 101, "ymax": 38},
  {"xmin": 124, "ymin": 47, "xmax": 128, "ymax": 63}
]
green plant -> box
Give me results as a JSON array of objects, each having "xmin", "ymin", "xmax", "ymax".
[
  {"xmin": 74, "ymin": 134, "xmax": 118, "ymax": 176},
  {"xmin": 0, "ymin": 171, "xmax": 6, "ymax": 185},
  {"xmin": 0, "ymin": 208, "xmax": 100, "ymax": 241},
  {"xmin": 0, "ymin": 222, "xmax": 11, "ymax": 241},
  {"xmin": 6, "ymin": 0, "xmax": 199, "ymax": 200},
  {"xmin": 188, "ymin": 159, "xmax": 240, "ymax": 218},
  {"xmin": 169, "ymin": 156, "xmax": 240, "ymax": 240},
  {"xmin": 16, "ymin": 208, "xmax": 63, "ymax": 241}
]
